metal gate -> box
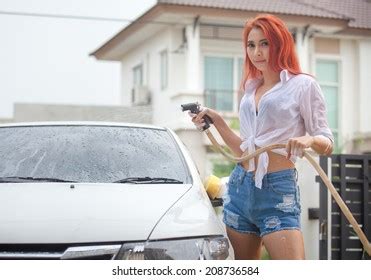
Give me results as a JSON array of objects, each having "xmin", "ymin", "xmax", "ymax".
[{"xmin": 317, "ymin": 154, "xmax": 371, "ymax": 259}]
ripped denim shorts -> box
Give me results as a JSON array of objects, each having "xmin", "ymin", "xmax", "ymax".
[{"xmin": 222, "ymin": 164, "xmax": 301, "ymax": 237}]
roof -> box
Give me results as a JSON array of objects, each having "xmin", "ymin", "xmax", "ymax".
[
  {"xmin": 91, "ymin": 0, "xmax": 371, "ymax": 60},
  {"xmin": 158, "ymin": 0, "xmax": 371, "ymax": 29}
]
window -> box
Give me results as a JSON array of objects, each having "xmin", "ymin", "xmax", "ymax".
[
  {"xmin": 160, "ymin": 50, "xmax": 168, "ymax": 90},
  {"xmin": 316, "ymin": 60, "xmax": 340, "ymax": 151},
  {"xmin": 133, "ymin": 64, "xmax": 143, "ymax": 86},
  {"xmin": 236, "ymin": 57, "xmax": 244, "ymax": 109},
  {"xmin": 0, "ymin": 125, "xmax": 191, "ymax": 183},
  {"xmin": 204, "ymin": 56, "xmax": 236, "ymax": 111},
  {"xmin": 132, "ymin": 64, "xmax": 143, "ymax": 103},
  {"xmin": 237, "ymin": 57, "xmax": 244, "ymax": 88},
  {"xmin": 204, "ymin": 56, "xmax": 244, "ymax": 112}
]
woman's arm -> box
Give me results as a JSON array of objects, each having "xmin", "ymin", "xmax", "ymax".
[
  {"xmin": 286, "ymin": 135, "xmax": 333, "ymax": 159},
  {"xmin": 191, "ymin": 107, "xmax": 243, "ymax": 156},
  {"xmin": 293, "ymin": 78, "xmax": 334, "ymax": 159},
  {"xmin": 311, "ymin": 135, "xmax": 333, "ymax": 155}
]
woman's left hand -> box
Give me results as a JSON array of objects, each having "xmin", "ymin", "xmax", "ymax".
[{"xmin": 286, "ymin": 135, "xmax": 314, "ymax": 159}]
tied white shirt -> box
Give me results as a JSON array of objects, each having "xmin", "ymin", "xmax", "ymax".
[{"xmin": 239, "ymin": 70, "xmax": 334, "ymax": 188}]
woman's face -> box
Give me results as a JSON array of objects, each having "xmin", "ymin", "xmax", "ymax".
[{"xmin": 246, "ymin": 27, "xmax": 270, "ymax": 72}]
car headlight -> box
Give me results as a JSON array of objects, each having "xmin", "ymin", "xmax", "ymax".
[{"xmin": 115, "ymin": 236, "xmax": 229, "ymax": 260}]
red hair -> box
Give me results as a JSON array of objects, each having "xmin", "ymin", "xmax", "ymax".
[{"xmin": 241, "ymin": 14, "xmax": 302, "ymax": 90}]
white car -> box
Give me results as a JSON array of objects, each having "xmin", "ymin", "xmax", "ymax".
[{"xmin": 0, "ymin": 122, "xmax": 231, "ymax": 260}]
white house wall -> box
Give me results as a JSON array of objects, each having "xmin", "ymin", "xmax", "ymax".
[
  {"xmin": 359, "ymin": 39, "xmax": 371, "ymax": 134},
  {"xmin": 296, "ymin": 155, "xmax": 321, "ymax": 260},
  {"xmin": 201, "ymin": 39, "xmax": 243, "ymax": 58},
  {"xmin": 167, "ymin": 26, "xmax": 190, "ymax": 130},
  {"xmin": 340, "ymin": 39, "xmax": 359, "ymax": 151},
  {"xmin": 169, "ymin": 27, "xmax": 187, "ymax": 96},
  {"xmin": 120, "ymin": 27, "xmax": 173, "ymax": 124}
]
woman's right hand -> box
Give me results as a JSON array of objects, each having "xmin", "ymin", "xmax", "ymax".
[{"xmin": 188, "ymin": 106, "xmax": 219, "ymax": 130}]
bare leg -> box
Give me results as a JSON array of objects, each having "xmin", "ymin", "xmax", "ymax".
[
  {"xmin": 226, "ymin": 226, "xmax": 262, "ymax": 260},
  {"xmin": 262, "ymin": 229, "xmax": 305, "ymax": 260}
]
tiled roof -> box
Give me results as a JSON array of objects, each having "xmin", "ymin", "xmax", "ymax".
[{"xmin": 158, "ymin": 0, "xmax": 371, "ymax": 29}]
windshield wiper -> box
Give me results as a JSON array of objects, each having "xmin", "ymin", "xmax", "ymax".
[
  {"xmin": 0, "ymin": 176, "xmax": 77, "ymax": 183},
  {"xmin": 113, "ymin": 177, "xmax": 183, "ymax": 184}
]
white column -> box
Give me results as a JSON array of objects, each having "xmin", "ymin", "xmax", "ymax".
[
  {"xmin": 296, "ymin": 27, "xmax": 310, "ymax": 73},
  {"xmin": 185, "ymin": 21, "xmax": 201, "ymax": 93}
]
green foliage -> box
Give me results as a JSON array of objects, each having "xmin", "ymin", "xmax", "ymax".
[
  {"xmin": 212, "ymin": 162, "xmax": 235, "ymax": 177},
  {"xmin": 229, "ymin": 117, "xmax": 240, "ymax": 130}
]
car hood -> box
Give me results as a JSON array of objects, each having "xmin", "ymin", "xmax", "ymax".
[{"xmin": 0, "ymin": 183, "xmax": 191, "ymax": 244}]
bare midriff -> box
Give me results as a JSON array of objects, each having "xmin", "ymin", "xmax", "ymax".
[{"xmin": 241, "ymin": 146, "xmax": 295, "ymax": 173}]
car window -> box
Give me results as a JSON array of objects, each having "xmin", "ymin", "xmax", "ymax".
[{"xmin": 0, "ymin": 125, "xmax": 191, "ymax": 184}]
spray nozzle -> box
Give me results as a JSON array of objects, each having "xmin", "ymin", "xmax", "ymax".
[{"xmin": 181, "ymin": 102, "xmax": 213, "ymax": 130}]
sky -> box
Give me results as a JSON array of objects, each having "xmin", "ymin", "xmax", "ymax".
[{"xmin": 0, "ymin": 0, "xmax": 157, "ymax": 118}]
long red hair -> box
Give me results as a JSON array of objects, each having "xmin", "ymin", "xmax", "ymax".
[{"xmin": 241, "ymin": 14, "xmax": 302, "ymax": 90}]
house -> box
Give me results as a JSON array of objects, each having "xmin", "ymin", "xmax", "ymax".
[{"xmin": 91, "ymin": 0, "xmax": 371, "ymax": 259}]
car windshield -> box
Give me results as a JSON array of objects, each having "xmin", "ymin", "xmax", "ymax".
[{"xmin": 0, "ymin": 125, "xmax": 191, "ymax": 184}]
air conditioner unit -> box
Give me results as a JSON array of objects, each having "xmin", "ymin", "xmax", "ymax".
[{"xmin": 132, "ymin": 85, "xmax": 150, "ymax": 105}]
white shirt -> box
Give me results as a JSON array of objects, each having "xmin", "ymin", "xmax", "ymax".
[{"xmin": 239, "ymin": 69, "xmax": 334, "ymax": 188}]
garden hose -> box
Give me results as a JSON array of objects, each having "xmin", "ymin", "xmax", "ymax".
[{"xmin": 204, "ymin": 128, "xmax": 371, "ymax": 256}]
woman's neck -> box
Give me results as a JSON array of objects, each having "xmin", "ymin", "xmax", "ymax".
[{"xmin": 261, "ymin": 69, "xmax": 280, "ymax": 87}]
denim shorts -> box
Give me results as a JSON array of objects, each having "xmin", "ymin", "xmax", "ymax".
[{"xmin": 222, "ymin": 164, "xmax": 301, "ymax": 237}]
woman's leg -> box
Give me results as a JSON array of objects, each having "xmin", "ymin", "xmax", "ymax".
[
  {"xmin": 262, "ymin": 229, "xmax": 305, "ymax": 259},
  {"xmin": 226, "ymin": 226, "xmax": 262, "ymax": 260}
]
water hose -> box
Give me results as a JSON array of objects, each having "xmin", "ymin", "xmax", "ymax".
[{"xmin": 204, "ymin": 129, "xmax": 371, "ymax": 256}]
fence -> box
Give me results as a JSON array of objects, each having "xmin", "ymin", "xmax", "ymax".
[{"xmin": 317, "ymin": 154, "xmax": 371, "ymax": 259}]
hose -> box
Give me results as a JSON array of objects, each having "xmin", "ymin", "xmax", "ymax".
[{"xmin": 204, "ymin": 129, "xmax": 371, "ymax": 256}]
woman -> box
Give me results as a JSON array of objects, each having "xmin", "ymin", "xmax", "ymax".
[{"xmin": 190, "ymin": 14, "xmax": 333, "ymax": 259}]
